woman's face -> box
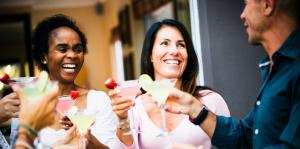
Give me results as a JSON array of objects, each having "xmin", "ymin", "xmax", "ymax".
[
  {"xmin": 44, "ymin": 27, "xmax": 84, "ymax": 83},
  {"xmin": 151, "ymin": 25, "xmax": 188, "ymax": 80}
]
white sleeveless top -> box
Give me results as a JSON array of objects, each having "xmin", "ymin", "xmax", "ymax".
[{"xmin": 38, "ymin": 90, "xmax": 118, "ymax": 148}]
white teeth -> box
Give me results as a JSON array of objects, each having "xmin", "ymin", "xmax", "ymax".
[
  {"xmin": 164, "ymin": 60, "xmax": 179, "ymax": 65},
  {"xmin": 62, "ymin": 64, "xmax": 76, "ymax": 73},
  {"xmin": 63, "ymin": 68, "xmax": 75, "ymax": 73},
  {"xmin": 62, "ymin": 64, "xmax": 76, "ymax": 68}
]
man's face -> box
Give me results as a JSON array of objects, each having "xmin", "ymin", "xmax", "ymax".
[{"xmin": 240, "ymin": 0, "xmax": 269, "ymax": 45}]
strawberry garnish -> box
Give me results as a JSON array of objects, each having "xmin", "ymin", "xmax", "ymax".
[
  {"xmin": 70, "ymin": 90, "xmax": 79, "ymax": 100},
  {"xmin": 104, "ymin": 78, "xmax": 117, "ymax": 89},
  {"xmin": 0, "ymin": 73, "xmax": 10, "ymax": 84}
]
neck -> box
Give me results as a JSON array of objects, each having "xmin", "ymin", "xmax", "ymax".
[
  {"xmin": 261, "ymin": 14, "xmax": 297, "ymax": 60},
  {"xmin": 58, "ymin": 82, "xmax": 77, "ymax": 96}
]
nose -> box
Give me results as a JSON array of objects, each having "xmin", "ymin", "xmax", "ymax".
[
  {"xmin": 240, "ymin": 8, "xmax": 246, "ymax": 20},
  {"xmin": 169, "ymin": 43, "xmax": 179, "ymax": 54},
  {"xmin": 66, "ymin": 50, "xmax": 76, "ymax": 58}
]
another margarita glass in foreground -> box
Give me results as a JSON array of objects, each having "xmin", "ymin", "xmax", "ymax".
[{"xmin": 66, "ymin": 106, "xmax": 96, "ymax": 134}]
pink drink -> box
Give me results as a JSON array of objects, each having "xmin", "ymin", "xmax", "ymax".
[
  {"xmin": 56, "ymin": 95, "xmax": 75, "ymax": 115},
  {"xmin": 118, "ymin": 85, "xmax": 140, "ymax": 98}
]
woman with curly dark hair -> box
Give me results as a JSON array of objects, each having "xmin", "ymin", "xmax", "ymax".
[{"xmin": 30, "ymin": 14, "xmax": 117, "ymax": 148}]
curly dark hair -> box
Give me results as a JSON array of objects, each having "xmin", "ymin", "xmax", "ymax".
[
  {"xmin": 140, "ymin": 19, "xmax": 199, "ymax": 95},
  {"xmin": 32, "ymin": 14, "xmax": 87, "ymax": 71}
]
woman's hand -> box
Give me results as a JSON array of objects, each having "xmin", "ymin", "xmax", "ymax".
[
  {"xmin": 165, "ymin": 88, "xmax": 202, "ymax": 119},
  {"xmin": 108, "ymin": 89, "xmax": 134, "ymax": 120},
  {"xmin": 59, "ymin": 115, "xmax": 73, "ymax": 130},
  {"xmin": 13, "ymin": 85, "xmax": 58, "ymax": 131}
]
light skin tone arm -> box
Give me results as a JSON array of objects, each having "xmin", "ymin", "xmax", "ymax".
[
  {"xmin": 12, "ymin": 85, "xmax": 59, "ymax": 149},
  {"xmin": 165, "ymin": 88, "xmax": 217, "ymax": 138},
  {"xmin": 108, "ymin": 89, "xmax": 134, "ymax": 146}
]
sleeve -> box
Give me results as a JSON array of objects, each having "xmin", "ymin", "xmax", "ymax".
[
  {"xmin": 212, "ymin": 109, "xmax": 254, "ymax": 149},
  {"xmin": 200, "ymin": 91, "xmax": 230, "ymax": 116},
  {"xmin": 264, "ymin": 76, "xmax": 300, "ymax": 149},
  {"xmin": 88, "ymin": 90, "xmax": 119, "ymax": 149}
]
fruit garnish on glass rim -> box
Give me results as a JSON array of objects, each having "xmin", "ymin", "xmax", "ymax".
[
  {"xmin": 70, "ymin": 90, "xmax": 79, "ymax": 100},
  {"xmin": 0, "ymin": 73, "xmax": 10, "ymax": 85},
  {"xmin": 104, "ymin": 78, "xmax": 117, "ymax": 89}
]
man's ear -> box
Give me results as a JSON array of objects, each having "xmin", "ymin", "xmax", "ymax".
[{"xmin": 263, "ymin": 0, "xmax": 275, "ymax": 16}]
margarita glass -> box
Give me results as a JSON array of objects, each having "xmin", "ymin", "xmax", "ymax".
[
  {"xmin": 10, "ymin": 71, "xmax": 57, "ymax": 102},
  {"xmin": 139, "ymin": 74, "xmax": 176, "ymax": 137},
  {"xmin": 66, "ymin": 107, "xmax": 96, "ymax": 134},
  {"xmin": 116, "ymin": 80, "xmax": 141, "ymax": 135},
  {"xmin": 56, "ymin": 95, "xmax": 76, "ymax": 116}
]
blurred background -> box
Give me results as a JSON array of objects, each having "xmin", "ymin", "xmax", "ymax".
[{"xmin": 0, "ymin": 0, "xmax": 265, "ymax": 120}]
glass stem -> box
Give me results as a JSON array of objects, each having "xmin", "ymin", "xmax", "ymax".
[
  {"xmin": 160, "ymin": 108, "xmax": 168, "ymax": 133},
  {"xmin": 129, "ymin": 107, "xmax": 136, "ymax": 131}
]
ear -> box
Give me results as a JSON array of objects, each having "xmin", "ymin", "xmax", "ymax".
[
  {"xmin": 150, "ymin": 56, "xmax": 153, "ymax": 62},
  {"xmin": 263, "ymin": 0, "xmax": 275, "ymax": 16},
  {"xmin": 41, "ymin": 54, "xmax": 48, "ymax": 64}
]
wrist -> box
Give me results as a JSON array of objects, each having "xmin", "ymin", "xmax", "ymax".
[
  {"xmin": 18, "ymin": 124, "xmax": 38, "ymax": 139},
  {"xmin": 190, "ymin": 105, "xmax": 209, "ymax": 125},
  {"xmin": 189, "ymin": 99, "xmax": 203, "ymax": 119},
  {"xmin": 117, "ymin": 118, "xmax": 130, "ymax": 130}
]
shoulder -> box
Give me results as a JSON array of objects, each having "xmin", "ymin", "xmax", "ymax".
[
  {"xmin": 86, "ymin": 90, "xmax": 111, "ymax": 110},
  {"xmin": 196, "ymin": 89, "xmax": 230, "ymax": 116}
]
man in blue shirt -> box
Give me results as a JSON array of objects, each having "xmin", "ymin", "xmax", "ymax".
[{"xmin": 165, "ymin": 0, "xmax": 299, "ymax": 148}]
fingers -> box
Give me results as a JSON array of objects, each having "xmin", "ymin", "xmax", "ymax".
[
  {"xmin": 164, "ymin": 104, "xmax": 189, "ymax": 115},
  {"xmin": 168, "ymin": 88, "xmax": 184, "ymax": 99},
  {"xmin": 108, "ymin": 89, "xmax": 120, "ymax": 98},
  {"xmin": 5, "ymin": 92, "xmax": 19, "ymax": 100},
  {"xmin": 59, "ymin": 116, "xmax": 73, "ymax": 130},
  {"xmin": 111, "ymin": 99, "xmax": 133, "ymax": 111}
]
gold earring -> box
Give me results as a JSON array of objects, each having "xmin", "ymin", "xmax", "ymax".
[{"xmin": 42, "ymin": 60, "xmax": 47, "ymax": 64}]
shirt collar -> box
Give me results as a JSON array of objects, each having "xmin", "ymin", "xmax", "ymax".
[
  {"xmin": 259, "ymin": 27, "xmax": 300, "ymax": 68},
  {"xmin": 275, "ymin": 27, "xmax": 300, "ymax": 60}
]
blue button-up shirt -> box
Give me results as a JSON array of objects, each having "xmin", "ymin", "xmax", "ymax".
[{"xmin": 212, "ymin": 28, "xmax": 300, "ymax": 149}]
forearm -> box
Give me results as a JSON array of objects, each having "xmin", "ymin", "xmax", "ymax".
[
  {"xmin": 189, "ymin": 98, "xmax": 217, "ymax": 138},
  {"xmin": 199, "ymin": 111, "xmax": 217, "ymax": 138}
]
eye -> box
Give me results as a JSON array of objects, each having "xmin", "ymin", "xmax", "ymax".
[
  {"xmin": 177, "ymin": 42, "xmax": 186, "ymax": 49},
  {"xmin": 160, "ymin": 41, "xmax": 168, "ymax": 46},
  {"xmin": 56, "ymin": 45, "xmax": 68, "ymax": 53},
  {"xmin": 74, "ymin": 45, "xmax": 84, "ymax": 53}
]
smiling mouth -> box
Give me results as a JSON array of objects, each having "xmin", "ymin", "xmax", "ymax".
[
  {"xmin": 62, "ymin": 64, "xmax": 77, "ymax": 73},
  {"xmin": 164, "ymin": 59, "xmax": 180, "ymax": 65}
]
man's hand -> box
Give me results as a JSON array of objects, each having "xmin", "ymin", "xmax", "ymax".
[
  {"xmin": 0, "ymin": 92, "xmax": 20, "ymax": 123},
  {"xmin": 165, "ymin": 88, "xmax": 202, "ymax": 119}
]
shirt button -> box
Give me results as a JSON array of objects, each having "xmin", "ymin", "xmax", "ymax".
[
  {"xmin": 254, "ymin": 129, "xmax": 259, "ymax": 135},
  {"xmin": 256, "ymin": 101, "xmax": 261, "ymax": 106}
]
